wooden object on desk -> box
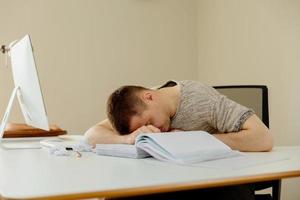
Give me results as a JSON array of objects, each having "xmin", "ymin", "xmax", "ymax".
[{"xmin": 3, "ymin": 123, "xmax": 67, "ymax": 138}]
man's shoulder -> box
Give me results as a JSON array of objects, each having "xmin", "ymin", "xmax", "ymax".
[
  {"xmin": 178, "ymin": 80, "xmax": 222, "ymax": 103},
  {"xmin": 178, "ymin": 80, "xmax": 212, "ymax": 90}
]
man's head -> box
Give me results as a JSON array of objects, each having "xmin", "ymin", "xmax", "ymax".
[{"xmin": 107, "ymin": 85, "xmax": 171, "ymax": 135}]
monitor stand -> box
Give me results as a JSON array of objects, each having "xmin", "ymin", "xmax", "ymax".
[
  {"xmin": 0, "ymin": 86, "xmax": 42, "ymax": 149},
  {"xmin": 0, "ymin": 86, "xmax": 20, "ymax": 140}
]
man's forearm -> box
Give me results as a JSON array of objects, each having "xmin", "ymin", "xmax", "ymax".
[
  {"xmin": 213, "ymin": 129, "xmax": 273, "ymax": 152},
  {"xmin": 213, "ymin": 114, "xmax": 274, "ymax": 152},
  {"xmin": 84, "ymin": 125, "xmax": 127, "ymax": 147}
]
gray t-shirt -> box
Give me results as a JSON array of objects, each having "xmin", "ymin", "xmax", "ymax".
[{"xmin": 160, "ymin": 80, "xmax": 254, "ymax": 134}]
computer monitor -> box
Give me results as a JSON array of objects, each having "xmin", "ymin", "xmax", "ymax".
[{"xmin": 0, "ymin": 35, "xmax": 49, "ymax": 142}]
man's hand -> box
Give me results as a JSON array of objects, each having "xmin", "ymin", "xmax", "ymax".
[{"xmin": 124, "ymin": 125, "xmax": 161, "ymax": 144}]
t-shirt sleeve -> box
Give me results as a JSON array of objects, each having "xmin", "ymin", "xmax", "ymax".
[{"xmin": 211, "ymin": 95, "xmax": 255, "ymax": 133}]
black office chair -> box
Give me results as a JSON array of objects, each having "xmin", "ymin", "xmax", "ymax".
[{"xmin": 213, "ymin": 85, "xmax": 280, "ymax": 200}]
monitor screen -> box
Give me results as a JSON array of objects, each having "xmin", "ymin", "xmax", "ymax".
[{"xmin": 9, "ymin": 35, "xmax": 49, "ymax": 131}]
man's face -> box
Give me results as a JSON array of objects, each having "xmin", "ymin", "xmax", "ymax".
[{"xmin": 129, "ymin": 106, "xmax": 171, "ymax": 133}]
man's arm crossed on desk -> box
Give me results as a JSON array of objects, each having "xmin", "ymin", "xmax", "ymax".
[{"xmin": 85, "ymin": 80, "xmax": 273, "ymax": 152}]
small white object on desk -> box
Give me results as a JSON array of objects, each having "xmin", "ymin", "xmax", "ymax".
[{"xmin": 40, "ymin": 135, "xmax": 92, "ymax": 156}]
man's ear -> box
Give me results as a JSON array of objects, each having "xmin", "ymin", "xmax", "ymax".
[{"xmin": 141, "ymin": 91, "xmax": 154, "ymax": 102}]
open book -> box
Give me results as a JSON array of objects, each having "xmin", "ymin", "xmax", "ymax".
[{"xmin": 94, "ymin": 131, "xmax": 243, "ymax": 164}]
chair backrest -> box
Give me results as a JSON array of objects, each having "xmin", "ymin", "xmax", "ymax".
[
  {"xmin": 214, "ymin": 85, "xmax": 280, "ymax": 200},
  {"xmin": 213, "ymin": 85, "xmax": 269, "ymax": 128}
]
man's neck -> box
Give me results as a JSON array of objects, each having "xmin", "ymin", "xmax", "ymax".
[{"xmin": 156, "ymin": 85, "xmax": 180, "ymax": 118}]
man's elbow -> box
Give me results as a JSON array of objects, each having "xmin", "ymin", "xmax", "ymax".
[
  {"xmin": 84, "ymin": 127, "xmax": 98, "ymax": 147},
  {"xmin": 259, "ymin": 129, "xmax": 274, "ymax": 152}
]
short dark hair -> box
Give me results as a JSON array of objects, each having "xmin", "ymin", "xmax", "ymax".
[{"xmin": 107, "ymin": 85, "xmax": 148, "ymax": 134}]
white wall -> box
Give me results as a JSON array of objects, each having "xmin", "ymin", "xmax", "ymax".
[
  {"xmin": 196, "ymin": 0, "xmax": 300, "ymax": 199},
  {"xmin": 0, "ymin": 0, "xmax": 198, "ymax": 133}
]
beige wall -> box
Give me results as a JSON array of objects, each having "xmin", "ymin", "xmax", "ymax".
[
  {"xmin": 1, "ymin": 0, "xmax": 299, "ymax": 199},
  {"xmin": 0, "ymin": 0, "xmax": 198, "ymax": 133},
  {"xmin": 196, "ymin": 0, "xmax": 300, "ymax": 199}
]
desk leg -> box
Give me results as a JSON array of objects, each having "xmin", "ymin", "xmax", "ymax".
[{"xmin": 272, "ymin": 180, "xmax": 282, "ymax": 200}]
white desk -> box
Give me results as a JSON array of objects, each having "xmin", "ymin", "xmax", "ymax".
[{"xmin": 0, "ymin": 146, "xmax": 300, "ymax": 200}]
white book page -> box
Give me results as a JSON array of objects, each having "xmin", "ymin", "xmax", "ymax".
[
  {"xmin": 136, "ymin": 131, "xmax": 239, "ymax": 163},
  {"xmin": 94, "ymin": 144, "xmax": 149, "ymax": 159}
]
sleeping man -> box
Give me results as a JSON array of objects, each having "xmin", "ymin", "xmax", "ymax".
[{"xmin": 84, "ymin": 80, "xmax": 273, "ymax": 200}]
